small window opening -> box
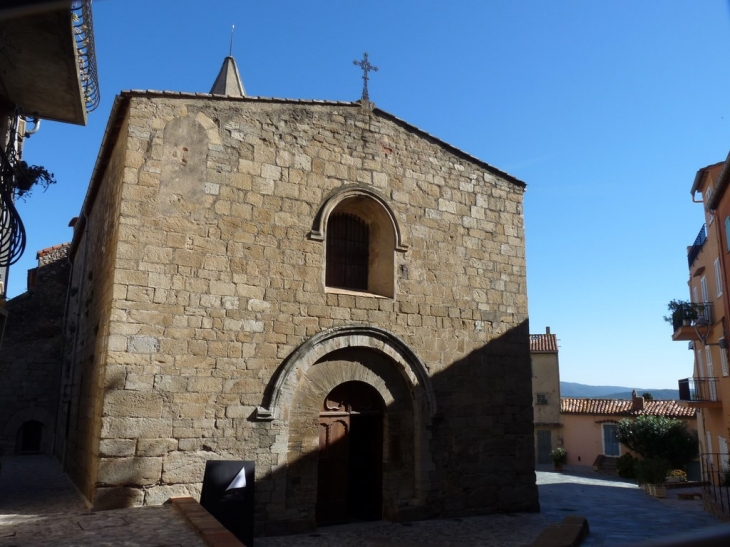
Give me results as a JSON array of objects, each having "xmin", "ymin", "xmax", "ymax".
[
  {"xmin": 536, "ymin": 393, "xmax": 548, "ymax": 405},
  {"xmin": 326, "ymin": 213, "xmax": 369, "ymax": 291}
]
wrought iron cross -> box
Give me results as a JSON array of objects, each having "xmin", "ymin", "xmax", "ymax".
[{"xmin": 353, "ymin": 52, "xmax": 378, "ymax": 101}]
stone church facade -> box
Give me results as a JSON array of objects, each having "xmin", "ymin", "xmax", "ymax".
[{"xmin": 56, "ymin": 60, "xmax": 538, "ymax": 533}]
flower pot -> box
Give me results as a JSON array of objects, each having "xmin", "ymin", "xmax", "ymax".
[
  {"xmin": 554, "ymin": 464, "xmax": 563, "ymax": 472},
  {"xmin": 666, "ymin": 476, "xmax": 680, "ymax": 483}
]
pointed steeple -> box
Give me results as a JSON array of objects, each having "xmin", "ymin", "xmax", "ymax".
[{"xmin": 210, "ymin": 56, "xmax": 246, "ymax": 97}]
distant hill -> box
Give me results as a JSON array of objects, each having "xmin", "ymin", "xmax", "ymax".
[{"xmin": 560, "ymin": 381, "xmax": 679, "ymax": 400}]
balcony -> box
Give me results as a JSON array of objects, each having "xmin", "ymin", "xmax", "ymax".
[
  {"xmin": 671, "ymin": 302, "xmax": 714, "ymax": 341},
  {"xmin": 687, "ymin": 224, "xmax": 707, "ymax": 268},
  {"xmin": 678, "ymin": 377, "xmax": 721, "ymax": 408},
  {"xmin": 0, "ymin": 1, "xmax": 99, "ymax": 124}
]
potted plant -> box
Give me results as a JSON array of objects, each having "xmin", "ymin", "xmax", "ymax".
[
  {"xmin": 664, "ymin": 299, "xmax": 698, "ymax": 329},
  {"xmin": 550, "ymin": 447, "xmax": 567, "ymax": 471},
  {"xmin": 666, "ymin": 469, "xmax": 687, "ymax": 483},
  {"xmin": 12, "ymin": 160, "xmax": 56, "ymax": 197},
  {"xmin": 635, "ymin": 458, "xmax": 670, "ymax": 497}
]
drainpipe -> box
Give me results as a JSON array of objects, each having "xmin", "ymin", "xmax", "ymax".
[
  {"xmin": 60, "ymin": 210, "xmax": 90, "ymax": 470},
  {"xmin": 23, "ymin": 117, "xmax": 40, "ymax": 137}
]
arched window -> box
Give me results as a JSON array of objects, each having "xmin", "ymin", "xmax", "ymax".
[
  {"xmin": 326, "ymin": 213, "xmax": 369, "ymax": 291},
  {"xmin": 312, "ymin": 188, "xmax": 408, "ymax": 298}
]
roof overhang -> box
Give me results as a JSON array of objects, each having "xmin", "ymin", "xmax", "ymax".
[
  {"xmin": 708, "ymin": 151, "xmax": 730, "ymax": 211},
  {"xmin": 690, "ymin": 160, "xmax": 724, "ymax": 196},
  {"xmin": 0, "ymin": 1, "xmax": 87, "ymax": 124}
]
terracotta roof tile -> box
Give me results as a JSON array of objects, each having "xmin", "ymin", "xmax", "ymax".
[
  {"xmin": 561, "ymin": 398, "xmax": 696, "ymax": 418},
  {"xmin": 36, "ymin": 242, "xmax": 70, "ymax": 258},
  {"xmin": 530, "ymin": 334, "xmax": 558, "ymax": 353}
]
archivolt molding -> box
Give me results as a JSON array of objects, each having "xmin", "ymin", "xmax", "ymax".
[
  {"xmin": 308, "ymin": 185, "xmax": 409, "ymax": 252},
  {"xmin": 256, "ymin": 325, "xmax": 435, "ymax": 421}
]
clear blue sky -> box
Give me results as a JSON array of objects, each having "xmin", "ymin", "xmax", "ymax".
[{"xmin": 10, "ymin": 1, "xmax": 730, "ymax": 389}]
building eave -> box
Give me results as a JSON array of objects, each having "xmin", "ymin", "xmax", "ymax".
[{"xmin": 0, "ymin": 1, "xmax": 98, "ymax": 124}]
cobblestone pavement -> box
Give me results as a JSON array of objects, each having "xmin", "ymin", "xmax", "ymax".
[
  {"xmin": 0, "ymin": 456, "xmax": 206, "ymax": 547},
  {"xmin": 256, "ymin": 466, "xmax": 726, "ymax": 547},
  {"xmin": 536, "ymin": 464, "xmax": 724, "ymax": 546},
  {"xmin": 0, "ymin": 457, "xmax": 727, "ymax": 546}
]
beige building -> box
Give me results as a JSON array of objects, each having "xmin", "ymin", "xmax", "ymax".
[
  {"xmin": 54, "ymin": 57, "xmax": 538, "ymax": 533},
  {"xmin": 530, "ymin": 327, "xmax": 562, "ymax": 464}
]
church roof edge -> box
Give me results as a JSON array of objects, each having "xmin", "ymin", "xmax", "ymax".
[
  {"xmin": 70, "ymin": 90, "xmax": 526, "ymax": 258},
  {"xmin": 117, "ymin": 89, "xmax": 526, "ymax": 188}
]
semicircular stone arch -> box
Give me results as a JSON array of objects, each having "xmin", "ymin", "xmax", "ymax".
[
  {"xmin": 258, "ymin": 326, "xmax": 436, "ymax": 524},
  {"xmin": 257, "ymin": 325, "xmax": 435, "ymax": 422},
  {"xmin": 308, "ymin": 186, "xmax": 409, "ymax": 253}
]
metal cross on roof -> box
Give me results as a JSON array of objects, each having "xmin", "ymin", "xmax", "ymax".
[{"xmin": 353, "ymin": 52, "xmax": 378, "ymax": 102}]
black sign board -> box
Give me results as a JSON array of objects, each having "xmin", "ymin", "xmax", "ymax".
[{"xmin": 200, "ymin": 460, "xmax": 255, "ymax": 546}]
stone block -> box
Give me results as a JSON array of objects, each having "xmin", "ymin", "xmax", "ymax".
[
  {"xmin": 101, "ymin": 417, "xmax": 173, "ymax": 439},
  {"xmin": 99, "ymin": 439, "xmax": 136, "ymax": 457},
  {"xmin": 97, "ymin": 456, "xmax": 162, "ymax": 486},
  {"xmin": 104, "ymin": 390, "xmax": 163, "ymax": 418},
  {"xmin": 137, "ymin": 438, "xmax": 178, "ymax": 457},
  {"xmin": 162, "ymin": 450, "xmax": 210, "ymax": 484},
  {"xmin": 92, "ymin": 486, "xmax": 145, "ymax": 511}
]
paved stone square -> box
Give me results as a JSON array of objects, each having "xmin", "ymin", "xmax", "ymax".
[
  {"xmin": 1, "ymin": 457, "xmax": 727, "ymax": 546},
  {"xmin": 0, "ymin": 456, "xmax": 206, "ymax": 547}
]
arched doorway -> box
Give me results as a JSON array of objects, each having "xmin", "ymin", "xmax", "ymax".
[
  {"xmin": 316, "ymin": 381, "xmax": 384, "ymax": 525},
  {"xmin": 16, "ymin": 420, "xmax": 43, "ymax": 454}
]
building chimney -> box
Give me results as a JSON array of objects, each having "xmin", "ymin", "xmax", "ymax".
[
  {"xmin": 631, "ymin": 389, "xmax": 644, "ymax": 411},
  {"xmin": 546, "ymin": 326, "xmax": 551, "ymax": 334}
]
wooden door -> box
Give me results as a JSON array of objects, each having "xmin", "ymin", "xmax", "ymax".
[
  {"xmin": 348, "ymin": 414, "xmax": 383, "ymax": 520},
  {"xmin": 316, "ymin": 381, "xmax": 384, "ymax": 526},
  {"xmin": 316, "ymin": 417, "xmax": 350, "ymax": 524}
]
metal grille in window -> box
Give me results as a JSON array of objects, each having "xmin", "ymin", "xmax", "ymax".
[
  {"xmin": 326, "ymin": 213, "xmax": 369, "ymax": 291},
  {"xmin": 536, "ymin": 393, "xmax": 548, "ymax": 405}
]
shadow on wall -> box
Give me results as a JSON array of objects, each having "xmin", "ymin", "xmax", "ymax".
[
  {"xmin": 253, "ymin": 321, "xmax": 539, "ymax": 535},
  {"xmin": 53, "ymin": 316, "xmax": 538, "ymax": 536},
  {"xmin": 0, "ymin": 256, "xmax": 70, "ymax": 457}
]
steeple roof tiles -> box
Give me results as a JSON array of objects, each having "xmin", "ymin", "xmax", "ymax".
[{"xmin": 210, "ymin": 56, "xmax": 245, "ymax": 97}]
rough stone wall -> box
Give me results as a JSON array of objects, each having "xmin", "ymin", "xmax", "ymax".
[
  {"xmin": 71, "ymin": 93, "xmax": 537, "ymax": 526},
  {"xmin": 0, "ymin": 246, "xmax": 69, "ymax": 456},
  {"xmin": 57, "ymin": 115, "xmax": 130, "ymax": 504}
]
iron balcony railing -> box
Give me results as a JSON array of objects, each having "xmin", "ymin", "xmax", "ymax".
[
  {"xmin": 700, "ymin": 453, "xmax": 730, "ymax": 518},
  {"xmin": 678, "ymin": 377, "xmax": 720, "ymax": 402},
  {"xmin": 687, "ymin": 224, "xmax": 707, "ymax": 268}
]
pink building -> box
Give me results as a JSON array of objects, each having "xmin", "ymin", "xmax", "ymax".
[{"xmin": 561, "ymin": 392, "xmax": 696, "ymax": 469}]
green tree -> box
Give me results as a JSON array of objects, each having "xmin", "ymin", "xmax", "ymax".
[
  {"xmin": 616, "ymin": 415, "xmax": 698, "ymax": 469},
  {"xmin": 642, "ymin": 392, "xmax": 654, "ymax": 401}
]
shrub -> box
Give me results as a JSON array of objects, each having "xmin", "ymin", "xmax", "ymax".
[
  {"xmin": 635, "ymin": 458, "xmax": 670, "ymax": 485},
  {"xmin": 616, "ymin": 454, "xmax": 637, "ymax": 479},
  {"xmin": 616, "ymin": 415, "xmax": 698, "ymax": 469}
]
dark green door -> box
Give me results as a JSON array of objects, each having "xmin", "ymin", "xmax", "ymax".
[{"xmin": 537, "ymin": 430, "xmax": 552, "ymax": 464}]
